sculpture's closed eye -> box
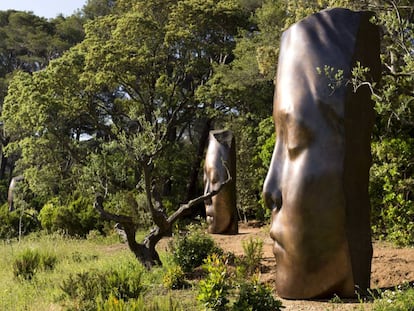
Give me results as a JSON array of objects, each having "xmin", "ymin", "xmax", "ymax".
[{"xmin": 285, "ymin": 119, "xmax": 313, "ymax": 159}]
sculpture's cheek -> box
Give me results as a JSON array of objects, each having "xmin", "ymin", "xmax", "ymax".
[{"xmin": 207, "ymin": 195, "xmax": 232, "ymax": 232}]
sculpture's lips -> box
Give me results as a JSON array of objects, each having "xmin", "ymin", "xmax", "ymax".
[{"xmin": 206, "ymin": 215, "xmax": 213, "ymax": 225}]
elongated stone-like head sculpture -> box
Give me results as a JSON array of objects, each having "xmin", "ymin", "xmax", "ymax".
[
  {"xmin": 262, "ymin": 8, "xmax": 381, "ymax": 299},
  {"xmin": 204, "ymin": 129, "xmax": 238, "ymax": 234},
  {"xmin": 8, "ymin": 175, "xmax": 24, "ymax": 211}
]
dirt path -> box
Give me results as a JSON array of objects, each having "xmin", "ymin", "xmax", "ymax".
[{"xmin": 209, "ymin": 223, "xmax": 414, "ymax": 311}]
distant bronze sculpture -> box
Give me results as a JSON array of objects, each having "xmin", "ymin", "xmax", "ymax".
[
  {"xmin": 8, "ymin": 175, "xmax": 24, "ymax": 211},
  {"xmin": 204, "ymin": 130, "xmax": 238, "ymax": 234},
  {"xmin": 262, "ymin": 8, "xmax": 381, "ymax": 299}
]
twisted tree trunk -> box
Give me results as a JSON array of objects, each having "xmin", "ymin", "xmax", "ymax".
[{"xmin": 94, "ymin": 164, "xmax": 231, "ymax": 269}]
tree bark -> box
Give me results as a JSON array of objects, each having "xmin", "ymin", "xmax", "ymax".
[
  {"xmin": 184, "ymin": 117, "xmax": 213, "ymax": 216},
  {"xmin": 94, "ymin": 163, "xmax": 231, "ymax": 269}
]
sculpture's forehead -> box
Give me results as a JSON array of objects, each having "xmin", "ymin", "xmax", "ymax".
[{"xmin": 205, "ymin": 144, "xmax": 227, "ymax": 168}]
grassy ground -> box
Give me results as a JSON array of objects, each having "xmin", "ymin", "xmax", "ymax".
[
  {"xmin": 0, "ymin": 231, "xmax": 413, "ymax": 311},
  {"xmin": 0, "ymin": 232, "xmax": 198, "ymax": 311}
]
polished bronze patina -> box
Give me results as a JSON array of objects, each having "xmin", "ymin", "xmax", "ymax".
[
  {"xmin": 204, "ymin": 129, "xmax": 238, "ymax": 234},
  {"xmin": 263, "ymin": 8, "xmax": 381, "ymax": 299}
]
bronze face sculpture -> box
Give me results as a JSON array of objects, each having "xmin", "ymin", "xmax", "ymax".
[
  {"xmin": 204, "ymin": 129, "xmax": 238, "ymax": 234},
  {"xmin": 8, "ymin": 175, "xmax": 24, "ymax": 211},
  {"xmin": 262, "ymin": 8, "xmax": 381, "ymax": 299}
]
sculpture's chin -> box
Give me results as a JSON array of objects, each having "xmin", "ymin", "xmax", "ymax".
[
  {"xmin": 272, "ymin": 240, "xmax": 285, "ymax": 259},
  {"xmin": 206, "ymin": 215, "xmax": 214, "ymax": 225}
]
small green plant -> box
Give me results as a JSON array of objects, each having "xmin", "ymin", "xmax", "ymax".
[
  {"xmin": 329, "ymin": 294, "xmax": 343, "ymax": 303},
  {"xmin": 233, "ymin": 278, "xmax": 284, "ymax": 311},
  {"xmin": 171, "ymin": 230, "xmax": 223, "ymax": 272},
  {"xmin": 316, "ymin": 65, "xmax": 345, "ymax": 91},
  {"xmin": 97, "ymin": 293, "xmax": 183, "ymax": 311},
  {"xmin": 163, "ymin": 264, "xmax": 189, "ymax": 290},
  {"xmin": 239, "ymin": 238, "xmax": 263, "ymax": 275},
  {"xmin": 371, "ymin": 284, "xmax": 414, "ymax": 311},
  {"xmin": 197, "ymin": 253, "xmax": 231, "ymax": 311},
  {"xmin": 12, "ymin": 248, "xmax": 58, "ymax": 280}
]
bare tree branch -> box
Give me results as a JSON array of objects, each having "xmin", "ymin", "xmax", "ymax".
[
  {"xmin": 167, "ymin": 160, "xmax": 232, "ymax": 224},
  {"xmin": 94, "ymin": 194, "xmax": 135, "ymax": 224},
  {"xmin": 93, "ymin": 160, "xmax": 232, "ymax": 269}
]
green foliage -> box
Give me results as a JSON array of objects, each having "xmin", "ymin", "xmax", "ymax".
[
  {"xmin": 163, "ymin": 264, "xmax": 189, "ymax": 290},
  {"xmin": 370, "ymin": 3, "xmax": 414, "ymax": 139},
  {"xmin": 0, "ymin": 203, "xmax": 40, "ymax": 239},
  {"xmin": 106, "ymin": 191, "xmax": 153, "ymax": 230},
  {"xmin": 198, "ymin": 252, "xmax": 283, "ymax": 311},
  {"xmin": 60, "ymin": 262, "xmax": 144, "ymax": 311},
  {"xmin": 12, "ymin": 248, "xmax": 41, "ymax": 280},
  {"xmin": 39, "ymin": 196, "xmax": 103, "ymax": 237},
  {"xmin": 12, "ymin": 248, "xmax": 57, "ymax": 280},
  {"xmin": 238, "ymin": 238, "xmax": 263, "ymax": 276},
  {"xmin": 233, "ymin": 278, "xmax": 283, "ymax": 311},
  {"xmin": 197, "ymin": 253, "xmax": 231, "ymax": 311},
  {"xmin": 97, "ymin": 293, "xmax": 183, "ymax": 311},
  {"xmin": 227, "ymin": 115, "xmax": 274, "ymax": 222},
  {"xmin": 171, "ymin": 230, "xmax": 223, "ymax": 273},
  {"xmin": 370, "ymin": 138, "xmax": 414, "ymax": 246},
  {"xmin": 371, "ymin": 285, "xmax": 414, "ymax": 311}
]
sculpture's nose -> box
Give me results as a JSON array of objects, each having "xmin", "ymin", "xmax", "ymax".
[
  {"xmin": 262, "ymin": 160, "xmax": 282, "ymax": 211},
  {"xmin": 263, "ymin": 184, "xmax": 282, "ymax": 211},
  {"xmin": 204, "ymin": 196, "xmax": 212, "ymax": 206}
]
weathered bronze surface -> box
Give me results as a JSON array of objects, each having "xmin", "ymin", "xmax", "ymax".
[
  {"xmin": 204, "ymin": 130, "xmax": 238, "ymax": 234},
  {"xmin": 262, "ymin": 8, "xmax": 381, "ymax": 299}
]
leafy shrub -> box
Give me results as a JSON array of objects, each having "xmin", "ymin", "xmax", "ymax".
[
  {"xmin": 370, "ymin": 138, "xmax": 414, "ymax": 246},
  {"xmin": 0, "ymin": 203, "xmax": 40, "ymax": 239},
  {"xmin": 59, "ymin": 262, "xmax": 144, "ymax": 311},
  {"xmin": 197, "ymin": 253, "xmax": 231, "ymax": 311},
  {"xmin": 13, "ymin": 248, "xmax": 41, "ymax": 280},
  {"xmin": 12, "ymin": 248, "xmax": 57, "ymax": 280},
  {"xmin": 39, "ymin": 195, "xmax": 103, "ymax": 237},
  {"xmin": 163, "ymin": 264, "xmax": 189, "ymax": 290},
  {"xmin": 233, "ymin": 279, "xmax": 283, "ymax": 311},
  {"xmin": 40, "ymin": 252, "xmax": 58, "ymax": 270},
  {"xmin": 171, "ymin": 230, "xmax": 223, "ymax": 273}
]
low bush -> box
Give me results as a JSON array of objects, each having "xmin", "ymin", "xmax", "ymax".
[
  {"xmin": 197, "ymin": 253, "xmax": 231, "ymax": 311},
  {"xmin": 12, "ymin": 248, "xmax": 58, "ymax": 280},
  {"xmin": 39, "ymin": 196, "xmax": 103, "ymax": 237},
  {"xmin": 163, "ymin": 264, "xmax": 189, "ymax": 290},
  {"xmin": 59, "ymin": 262, "xmax": 144, "ymax": 311},
  {"xmin": 171, "ymin": 229, "xmax": 223, "ymax": 273},
  {"xmin": 233, "ymin": 279, "xmax": 284, "ymax": 311},
  {"xmin": 197, "ymin": 253, "xmax": 283, "ymax": 311}
]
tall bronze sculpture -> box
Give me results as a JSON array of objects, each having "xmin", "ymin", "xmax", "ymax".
[
  {"xmin": 262, "ymin": 8, "xmax": 381, "ymax": 299},
  {"xmin": 8, "ymin": 175, "xmax": 24, "ymax": 211},
  {"xmin": 204, "ymin": 129, "xmax": 238, "ymax": 234}
]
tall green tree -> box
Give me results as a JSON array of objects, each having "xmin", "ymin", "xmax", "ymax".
[
  {"xmin": 3, "ymin": 0, "xmax": 251, "ymax": 265},
  {"xmin": 0, "ymin": 10, "xmax": 85, "ymax": 185}
]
